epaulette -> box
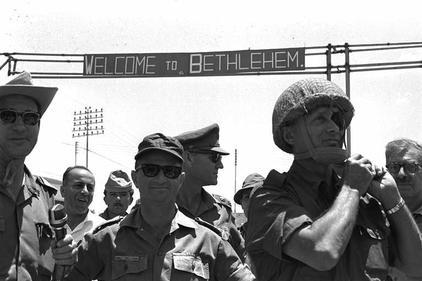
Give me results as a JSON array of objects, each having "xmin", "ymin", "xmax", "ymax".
[
  {"xmin": 35, "ymin": 176, "xmax": 58, "ymax": 197},
  {"xmin": 92, "ymin": 216, "xmax": 123, "ymax": 234},
  {"xmin": 212, "ymin": 194, "xmax": 232, "ymax": 209},
  {"xmin": 194, "ymin": 217, "xmax": 222, "ymax": 236}
]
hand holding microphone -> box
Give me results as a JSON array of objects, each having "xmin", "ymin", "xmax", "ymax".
[{"xmin": 49, "ymin": 204, "xmax": 77, "ymax": 281}]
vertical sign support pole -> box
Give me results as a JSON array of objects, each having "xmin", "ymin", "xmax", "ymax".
[
  {"xmin": 234, "ymin": 149, "xmax": 238, "ymax": 213},
  {"xmin": 345, "ymin": 43, "xmax": 351, "ymax": 155},
  {"xmin": 326, "ymin": 43, "xmax": 332, "ymax": 81}
]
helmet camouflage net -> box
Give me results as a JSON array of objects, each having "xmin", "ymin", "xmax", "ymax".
[{"xmin": 272, "ymin": 78, "xmax": 354, "ymax": 153}]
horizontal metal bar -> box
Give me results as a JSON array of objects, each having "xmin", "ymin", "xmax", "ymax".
[
  {"xmin": 2, "ymin": 52, "xmax": 85, "ymax": 57},
  {"xmin": 350, "ymin": 64, "xmax": 422, "ymax": 73},
  {"xmin": 305, "ymin": 51, "xmax": 327, "ymax": 56},
  {"xmin": 350, "ymin": 44, "xmax": 422, "ymax": 53},
  {"xmin": 351, "ymin": 60, "xmax": 422, "ymax": 68},
  {"xmin": 16, "ymin": 59, "xmax": 84, "ymax": 63},
  {"xmin": 31, "ymin": 70, "xmax": 337, "ymax": 79},
  {"xmin": 305, "ymin": 66, "xmax": 332, "ymax": 70},
  {"xmin": 349, "ymin": 41, "xmax": 422, "ymax": 48},
  {"xmin": 11, "ymin": 71, "xmax": 82, "ymax": 75}
]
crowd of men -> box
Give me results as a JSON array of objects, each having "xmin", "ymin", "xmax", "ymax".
[{"xmin": 1, "ymin": 71, "xmax": 422, "ymax": 281}]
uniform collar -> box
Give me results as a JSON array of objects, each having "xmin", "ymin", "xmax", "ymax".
[
  {"xmin": 120, "ymin": 204, "xmax": 198, "ymax": 232},
  {"xmin": 283, "ymin": 160, "xmax": 340, "ymax": 217},
  {"xmin": 288, "ymin": 160, "xmax": 339, "ymax": 194},
  {"xmin": 23, "ymin": 165, "xmax": 40, "ymax": 198}
]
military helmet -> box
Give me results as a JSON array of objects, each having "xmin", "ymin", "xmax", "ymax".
[{"xmin": 272, "ymin": 78, "xmax": 354, "ymax": 153}]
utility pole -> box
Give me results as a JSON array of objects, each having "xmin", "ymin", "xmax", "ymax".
[
  {"xmin": 74, "ymin": 141, "xmax": 79, "ymax": 165},
  {"xmin": 234, "ymin": 148, "xmax": 238, "ymax": 213},
  {"xmin": 72, "ymin": 107, "xmax": 104, "ymax": 168}
]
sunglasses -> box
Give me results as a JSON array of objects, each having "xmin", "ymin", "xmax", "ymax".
[
  {"xmin": 190, "ymin": 150, "xmax": 222, "ymax": 163},
  {"xmin": 0, "ymin": 110, "xmax": 41, "ymax": 126},
  {"xmin": 136, "ymin": 164, "xmax": 182, "ymax": 179},
  {"xmin": 386, "ymin": 162, "xmax": 422, "ymax": 174}
]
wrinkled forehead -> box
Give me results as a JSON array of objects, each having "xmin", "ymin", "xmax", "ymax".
[{"xmin": 0, "ymin": 94, "xmax": 39, "ymax": 111}]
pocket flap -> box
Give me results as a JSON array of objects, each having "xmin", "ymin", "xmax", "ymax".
[
  {"xmin": 173, "ymin": 254, "xmax": 209, "ymax": 279},
  {"xmin": 112, "ymin": 256, "xmax": 148, "ymax": 279}
]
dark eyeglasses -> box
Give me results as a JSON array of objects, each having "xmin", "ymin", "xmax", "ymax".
[
  {"xmin": 136, "ymin": 164, "xmax": 182, "ymax": 179},
  {"xmin": 386, "ymin": 162, "xmax": 422, "ymax": 174},
  {"xmin": 190, "ymin": 150, "xmax": 222, "ymax": 163},
  {"xmin": 0, "ymin": 110, "xmax": 41, "ymax": 126}
]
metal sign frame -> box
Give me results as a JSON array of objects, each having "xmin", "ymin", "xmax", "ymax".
[{"xmin": 2, "ymin": 41, "xmax": 422, "ymax": 154}]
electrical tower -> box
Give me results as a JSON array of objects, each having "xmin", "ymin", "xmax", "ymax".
[{"xmin": 72, "ymin": 107, "xmax": 104, "ymax": 167}]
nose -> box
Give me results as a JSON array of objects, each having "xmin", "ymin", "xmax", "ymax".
[
  {"xmin": 81, "ymin": 184, "xmax": 89, "ymax": 194},
  {"xmin": 216, "ymin": 158, "xmax": 224, "ymax": 169},
  {"xmin": 12, "ymin": 115, "xmax": 27, "ymax": 131},
  {"xmin": 397, "ymin": 166, "xmax": 407, "ymax": 179}
]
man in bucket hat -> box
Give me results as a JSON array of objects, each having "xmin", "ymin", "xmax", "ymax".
[
  {"xmin": 99, "ymin": 170, "xmax": 134, "ymax": 220},
  {"xmin": 175, "ymin": 123, "xmax": 246, "ymax": 262},
  {"xmin": 0, "ymin": 72, "xmax": 75, "ymax": 281},
  {"xmin": 234, "ymin": 173, "xmax": 265, "ymax": 238},
  {"xmin": 246, "ymin": 78, "xmax": 422, "ymax": 281},
  {"xmin": 63, "ymin": 133, "xmax": 255, "ymax": 281}
]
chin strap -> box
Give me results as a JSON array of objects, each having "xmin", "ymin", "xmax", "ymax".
[{"xmin": 293, "ymin": 118, "xmax": 350, "ymax": 165}]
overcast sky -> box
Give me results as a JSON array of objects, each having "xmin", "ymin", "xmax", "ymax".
[{"xmin": 1, "ymin": 0, "xmax": 422, "ymax": 213}]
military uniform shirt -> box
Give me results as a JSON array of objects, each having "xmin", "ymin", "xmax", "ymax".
[
  {"xmin": 66, "ymin": 206, "xmax": 255, "ymax": 281},
  {"xmin": 99, "ymin": 208, "xmax": 127, "ymax": 221},
  {"xmin": 0, "ymin": 166, "xmax": 56, "ymax": 281},
  {"xmin": 177, "ymin": 189, "xmax": 246, "ymax": 262},
  {"xmin": 246, "ymin": 160, "xmax": 392, "ymax": 281}
]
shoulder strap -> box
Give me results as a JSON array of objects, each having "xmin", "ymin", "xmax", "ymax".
[{"xmin": 92, "ymin": 216, "xmax": 123, "ymax": 234}]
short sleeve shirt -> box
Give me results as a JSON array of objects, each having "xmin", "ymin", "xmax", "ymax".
[
  {"xmin": 66, "ymin": 206, "xmax": 255, "ymax": 281},
  {"xmin": 246, "ymin": 160, "xmax": 391, "ymax": 281},
  {"xmin": 0, "ymin": 166, "xmax": 57, "ymax": 281},
  {"xmin": 65, "ymin": 211, "xmax": 105, "ymax": 244}
]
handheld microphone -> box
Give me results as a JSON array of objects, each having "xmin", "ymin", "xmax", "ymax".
[{"xmin": 49, "ymin": 204, "xmax": 68, "ymax": 281}]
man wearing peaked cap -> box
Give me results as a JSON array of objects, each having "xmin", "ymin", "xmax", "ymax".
[
  {"xmin": 63, "ymin": 132, "xmax": 255, "ymax": 281},
  {"xmin": 175, "ymin": 123, "xmax": 230, "ymax": 155},
  {"xmin": 246, "ymin": 78, "xmax": 422, "ymax": 281},
  {"xmin": 0, "ymin": 72, "xmax": 75, "ymax": 281},
  {"xmin": 174, "ymin": 124, "xmax": 247, "ymax": 262},
  {"xmin": 100, "ymin": 170, "xmax": 134, "ymax": 220}
]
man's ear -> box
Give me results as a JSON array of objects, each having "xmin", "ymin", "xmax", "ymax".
[
  {"xmin": 183, "ymin": 151, "xmax": 193, "ymax": 170},
  {"xmin": 131, "ymin": 170, "xmax": 138, "ymax": 188},
  {"xmin": 282, "ymin": 125, "xmax": 296, "ymax": 146},
  {"xmin": 60, "ymin": 185, "xmax": 65, "ymax": 197}
]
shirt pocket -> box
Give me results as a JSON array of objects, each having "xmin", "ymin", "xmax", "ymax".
[
  {"xmin": 173, "ymin": 253, "xmax": 210, "ymax": 280},
  {"xmin": 111, "ymin": 256, "xmax": 148, "ymax": 281}
]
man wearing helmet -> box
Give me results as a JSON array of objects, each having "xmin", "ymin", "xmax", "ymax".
[{"xmin": 245, "ymin": 78, "xmax": 422, "ymax": 281}]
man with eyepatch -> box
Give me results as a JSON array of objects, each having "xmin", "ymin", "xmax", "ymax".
[
  {"xmin": 385, "ymin": 138, "xmax": 422, "ymax": 281},
  {"xmin": 0, "ymin": 72, "xmax": 76, "ymax": 281},
  {"xmin": 245, "ymin": 78, "xmax": 422, "ymax": 281},
  {"xmin": 63, "ymin": 133, "xmax": 255, "ymax": 281},
  {"xmin": 174, "ymin": 123, "xmax": 246, "ymax": 262}
]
